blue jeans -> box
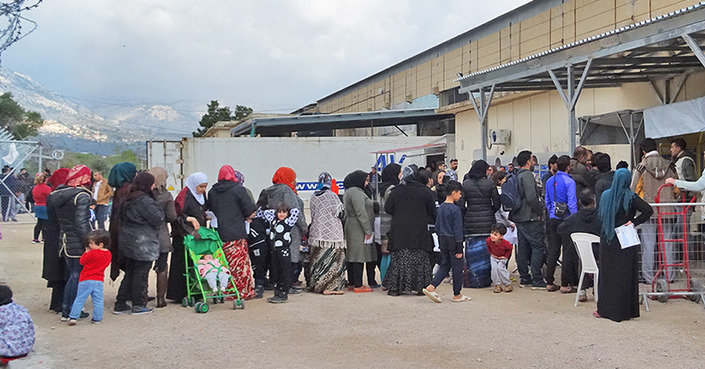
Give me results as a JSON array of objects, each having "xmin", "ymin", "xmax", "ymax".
[
  {"xmin": 431, "ymin": 237, "xmax": 464, "ymax": 295},
  {"xmin": 94, "ymin": 204, "xmax": 110, "ymax": 230},
  {"xmin": 62, "ymin": 258, "xmax": 83, "ymax": 317},
  {"xmin": 69, "ymin": 280, "xmax": 104, "ymax": 321},
  {"xmin": 515, "ymin": 221, "xmax": 546, "ymax": 285}
]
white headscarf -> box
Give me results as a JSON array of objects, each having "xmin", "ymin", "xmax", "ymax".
[{"xmin": 185, "ymin": 172, "xmax": 208, "ymax": 205}]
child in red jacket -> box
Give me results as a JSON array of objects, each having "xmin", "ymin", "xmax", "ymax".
[
  {"xmin": 68, "ymin": 230, "xmax": 112, "ymax": 325},
  {"xmin": 486, "ymin": 223, "xmax": 513, "ymax": 293}
]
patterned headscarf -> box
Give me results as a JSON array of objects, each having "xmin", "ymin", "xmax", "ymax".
[
  {"xmin": 400, "ymin": 164, "xmax": 420, "ymax": 185},
  {"xmin": 272, "ymin": 167, "xmax": 297, "ymax": 193},
  {"xmin": 66, "ymin": 165, "xmax": 92, "ymax": 188},
  {"xmin": 234, "ymin": 170, "xmax": 245, "ymax": 185},
  {"xmin": 599, "ymin": 168, "xmax": 635, "ymax": 241}
]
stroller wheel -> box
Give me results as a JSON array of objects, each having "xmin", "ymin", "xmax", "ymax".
[
  {"xmin": 233, "ymin": 299, "xmax": 245, "ymax": 310},
  {"xmin": 220, "ymin": 297, "xmax": 225, "ymax": 303},
  {"xmin": 195, "ymin": 302, "xmax": 209, "ymax": 314},
  {"xmin": 213, "ymin": 298, "xmax": 219, "ymax": 305},
  {"xmin": 181, "ymin": 297, "xmax": 189, "ymax": 307}
]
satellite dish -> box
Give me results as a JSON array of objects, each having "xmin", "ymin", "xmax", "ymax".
[{"xmin": 51, "ymin": 150, "xmax": 64, "ymax": 160}]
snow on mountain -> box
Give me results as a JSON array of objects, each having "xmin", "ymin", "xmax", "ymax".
[{"xmin": 0, "ymin": 67, "xmax": 201, "ymax": 155}]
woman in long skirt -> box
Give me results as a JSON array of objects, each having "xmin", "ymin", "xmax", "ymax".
[
  {"xmin": 383, "ymin": 165, "xmax": 436, "ymax": 295},
  {"xmin": 307, "ymin": 172, "xmax": 347, "ymax": 294},
  {"xmin": 597, "ymin": 168, "xmax": 653, "ymax": 322}
]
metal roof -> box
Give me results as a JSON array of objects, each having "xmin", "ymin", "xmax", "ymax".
[
  {"xmin": 230, "ymin": 108, "xmax": 454, "ymax": 136},
  {"xmin": 457, "ymin": 2, "xmax": 705, "ymax": 93}
]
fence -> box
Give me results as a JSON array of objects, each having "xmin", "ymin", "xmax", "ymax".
[{"xmin": 638, "ymin": 201, "xmax": 705, "ymax": 311}]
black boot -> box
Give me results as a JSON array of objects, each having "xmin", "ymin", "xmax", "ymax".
[
  {"xmin": 268, "ymin": 289, "xmax": 288, "ymax": 304},
  {"xmin": 254, "ymin": 285, "xmax": 264, "ymax": 299},
  {"xmin": 156, "ymin": 270, "xmax": 168, "ymax": 308}
]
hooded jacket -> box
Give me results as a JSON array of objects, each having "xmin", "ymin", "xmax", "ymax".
[
  {"xmin": 207, "ymin": 180, "xmax": 257, "ymax": 242},
  {"xmin": 569, "ymin": 158, "xmax": 595, "ymax": 193},
  {"xmin": 508, "ymin": 168, "xmax": 545, "ymax": 223},
  {"xmin": 119, "ymin": 193, "xmax": 165, "ymax": 261},
  {"xmin": 630, "ymin": 151, "xmax": 678, "ymax": 203},
  {"xmin": 556, "ymin": 207, "xmax": 601, "ymax": 237},
  {"xmin": 594, "ymin": 171, "xmax": 614, "ymax": 207},
  {"xmin": 46, "ymin": 185, "xmax": 92, "ymax": 258}
]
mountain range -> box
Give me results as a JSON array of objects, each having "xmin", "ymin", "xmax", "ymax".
[{"xmin": 0, "ymin": 67, "xmax": 202, "ymax": 156}]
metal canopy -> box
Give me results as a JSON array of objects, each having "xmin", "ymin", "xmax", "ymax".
[
  {"xmin": 457, "ymin": 2, "xmax": 705, "ymax": 93},
  {"xmin": 230, "ymin": 109, "xmax": 454, "ymax": 136},
  {"xmin": 455, "ymin": 2, "xmax": 705, "ymax": 158}
]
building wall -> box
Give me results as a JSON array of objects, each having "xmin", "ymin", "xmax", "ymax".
[
  {"xmin": 316, "ymin": 0, "xmax": 700, "ymax": 115},
  {"xmin": 453, "ymin": 71, "xmax": 705, "ymax": 168}
]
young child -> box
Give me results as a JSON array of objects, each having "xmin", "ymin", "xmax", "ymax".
[
  {"xmin": 247, "ymin": 195, "xmax": 271, "ymax": 299},
  {"xmin": 197, "ymin": 254, "xmax": 231, "ymax": 293},
  {"xmin": 261, "ymin": 203, "xmax": 300, "ymax": 304},
  {"xmin": 487, "ymin": 223, "xmax": 513, "ymax": 293},
  {"xmin": 422, "ymin": 181, "xmax": 471, "ymax": 303},
  {"xmin": 68, "ymin": 230, "xmax": 112, "ymax": 325},
  {"xmin": 0, "ymin": 285, "xmax": 35, "ymax": 362}
]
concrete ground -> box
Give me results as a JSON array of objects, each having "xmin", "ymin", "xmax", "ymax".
[{"xmin": 1, "ymin": 214, "xmax": 704, "ymax": 369}]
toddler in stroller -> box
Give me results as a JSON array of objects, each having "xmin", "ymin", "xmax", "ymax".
[{"xmin": 197, "ymin": 254, "xmax": 230, "ymax": 293}]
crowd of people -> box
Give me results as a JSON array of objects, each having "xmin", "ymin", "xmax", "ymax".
[{"xmin": 2, "ymin": 134, "xmax": 700, "ymax": 348}]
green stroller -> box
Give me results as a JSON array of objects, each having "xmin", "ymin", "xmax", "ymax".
[{"xmin": 182, "ymin": 228, "xmax": 245, "ymax": 313}]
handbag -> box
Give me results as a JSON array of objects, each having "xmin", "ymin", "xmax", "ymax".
[{"xmin": 553, "ymin": 177, "xmax": 568, "ymax": 218}]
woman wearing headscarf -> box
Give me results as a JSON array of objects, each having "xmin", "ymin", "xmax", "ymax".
[
  {"xmin": 343, "ymin": 170, "xmax": 376, "ymax": 292},
  {"xmin": 41, "ymin": 169, "xmax": 69, "ymax": 314},
  {"xmin": 261, "ymin": 167, "xmax": 308, "ymax": 292},
  {"xmin": 166, "ymin": 172, "xmax": 209, "ymax": 303},
  {"xmin": 45, "ymin": 165, "xmax": 93, "ymax": 320},
  {"xmin": 149, "ymin": 167, "xmax": 177, "ymax": 308},
  {"xmin": 378, "ymin": 163, "xmax": 401, "ymax": 282},
  {"xmin": 461, "ymin": 160, "xmax": 500, "ymax": 288},
  {"xmin": 114, "ymin": 172, "xmax": 164, "ymax": 315},
  {"xmin": 383, "ymin": 164, "xmax": 436, "ymax": 295},
  {"xmin": 208, "ymin": 165, "xmax": 257, "ymax": 300},
  {"xmin": 596, "ymin": 168, "xmax": 652, "ymax": 322},
  {"xmin": 307, "ymin": 172, "xmax": 347, "ymax": 294},
  {"xmin": 107, "ymin": 162, "xmax": 137, "ymax": 283}
]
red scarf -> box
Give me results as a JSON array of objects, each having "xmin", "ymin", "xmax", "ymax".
[
  {"xmin": 48, "ymin": 168, "xmax": 69, "ymax": 190},
  {"xmin": 272, "ymin": 167, "xmax": 297, "ymax": 193},
  {"xmin": 218, "ymin": 165, "xmax": 237, "ymax": 182}
]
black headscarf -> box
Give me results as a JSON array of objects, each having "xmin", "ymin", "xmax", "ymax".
[
  {"xmin": 379, "ymin": 163, "xmax": 401, "ymax": 195},
  {"xmin": 466, "ymin": 160, "xmax": 490, "ymax": 180},
  {"xmin": 124, "ymin": 172, "xmax": 155, "ymax": 202},
  {"xmin": 400, "ymin": 164, "xmax": 424, "ymax": 185},
  {"xmin": 343, "ymin": 170, "xmax": 368, "ymax": 191}
]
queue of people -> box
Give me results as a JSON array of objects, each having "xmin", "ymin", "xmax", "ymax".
[{"xmin": 26, "ymin": 135, "xmax": 703, "ymax": 328}]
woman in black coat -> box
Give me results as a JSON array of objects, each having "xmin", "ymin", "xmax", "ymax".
[
  {"xmin": 166, "ymin": 172, "xmax": 209, "ymax": 302},
  {"xmin": 383, "ymin": 165, "xmax": 437, "ymax": 296},
  {"xmin": 114, "ymin": 172, "xmax": 164, "ymax": 314}
]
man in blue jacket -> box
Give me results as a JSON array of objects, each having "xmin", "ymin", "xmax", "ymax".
[{"xmin": 544, "ymin": 155, "xmax": 578, "ymax": 293}]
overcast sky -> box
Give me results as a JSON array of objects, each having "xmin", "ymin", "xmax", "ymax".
[{"xmin": 4, "ymin": 0, "xmax": 530, "ymax": 113}]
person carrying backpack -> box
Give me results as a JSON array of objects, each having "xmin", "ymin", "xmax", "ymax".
[{"xmin": 507, "ymin": 150, "xmax": 547, "ymax": 290}]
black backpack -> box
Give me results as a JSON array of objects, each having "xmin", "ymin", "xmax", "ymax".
[{"xmin": 500, "ymin": 172, "xmax": 524, "ymax": 212}]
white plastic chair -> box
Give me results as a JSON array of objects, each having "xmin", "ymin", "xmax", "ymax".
[{"xmin": 570, "ymin": 233, "xmax": 600, "ymax": 307}]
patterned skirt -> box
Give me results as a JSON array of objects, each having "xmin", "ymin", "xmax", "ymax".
[
  {"xmin": 222, "ymin": 239, "xmax": 255, "ymax": 300},
  {"xmin": 306, "ymin": 241, "xmax": 347, "ymax": 293},
  {"xmin": 382, "ymin": 249, "xmax": 432, "ymax": 294}
]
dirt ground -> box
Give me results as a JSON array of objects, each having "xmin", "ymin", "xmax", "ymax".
[{"xmin": 2, "ymin": 214, "xmax": 705, "ymax": 369}]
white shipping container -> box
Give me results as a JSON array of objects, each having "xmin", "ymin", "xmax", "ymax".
[{"xmin": 146, "ymin": 136, "xmax": 453, "ymax": 207}]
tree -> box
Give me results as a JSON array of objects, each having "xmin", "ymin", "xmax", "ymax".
[
  {"xmin": 192, "ymin": 100, "xmax": 252, "ymax": 137},
  {"xmin": 0, "ymin": 92, "xmax": 44, "ymax": 139}
]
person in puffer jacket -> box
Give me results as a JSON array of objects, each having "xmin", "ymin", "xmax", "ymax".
[
  {"xmin": 46, "ymin": 165, "xmax": 93, "ymax": 321},
  {"xmin": 115, "ymin": 172, "xmax": 164, "ymax": 315}
]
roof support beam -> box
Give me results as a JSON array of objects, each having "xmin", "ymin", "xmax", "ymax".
[
  {"xmin": 468, "ymin": 83, "xmax": 495, "ymax": 161},
  {"xmin": 548, "ymin": 59, "xmax": 592, "ymax": 151},
  {"xmin": 682, "ymin": 32, "xmax": 705, "ymax": 68}
]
